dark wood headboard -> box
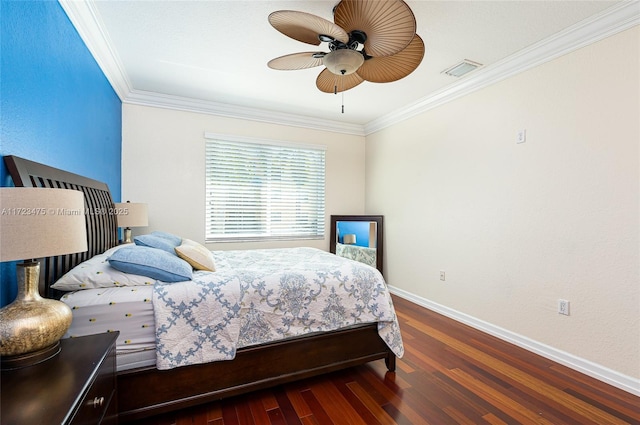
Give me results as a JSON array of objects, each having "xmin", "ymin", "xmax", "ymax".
[{"xmin": 4, "ymin": 155, "xmax": 118, "ymax": 297}]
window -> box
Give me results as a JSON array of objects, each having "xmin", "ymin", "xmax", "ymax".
[{"xmin": 205, "ymin": 135, "xmax": 326, "ymax": 242}]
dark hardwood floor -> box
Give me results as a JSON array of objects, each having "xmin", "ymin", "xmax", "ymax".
[{"xmin": 129, "ymin": 295, "xmax": 640, "ymax": 424}]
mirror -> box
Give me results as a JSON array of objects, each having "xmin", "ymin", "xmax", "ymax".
[{"xmin": 330, "ymin": 215, "xmax": 383, "ymax": 274}]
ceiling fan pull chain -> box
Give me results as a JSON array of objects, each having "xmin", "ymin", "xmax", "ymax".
[{"xmin": 340, "ymin": 77, "xmax": 345, "ymax": 113}]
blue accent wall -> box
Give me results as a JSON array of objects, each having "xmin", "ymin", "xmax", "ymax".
[{"xmin": 0, "ymin": 0, "xmax": 122, "ymax": 306}]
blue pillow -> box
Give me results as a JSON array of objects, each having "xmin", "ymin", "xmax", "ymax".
[
  {"xmin": 151, "ymin": 231, "xmax": 182, "ymax": 246},
  {"xmin": 134, "ymin": 234, "xmax": 178, "ymax": 254},
  {"xmin": 108, "ymin": 246, "xmax": 193, "ymax": 283}
]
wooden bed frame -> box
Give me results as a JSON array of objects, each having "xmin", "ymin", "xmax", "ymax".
[{"xmin": 4, "ymin": 155, "xmax": 396, "ymax": 422}]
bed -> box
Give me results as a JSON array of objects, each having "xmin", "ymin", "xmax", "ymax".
[{"xmin": 4, "ymin": 155, "xmax": 401, "ymax": 422}]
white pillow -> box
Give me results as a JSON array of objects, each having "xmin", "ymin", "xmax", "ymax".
[
  {"xmin": 52, "ymin": 245, "xmax": 156, "ymax": 291},
  {"xmin": 174, "ymin": 239, "xmax": 216, "ymax": 272}
]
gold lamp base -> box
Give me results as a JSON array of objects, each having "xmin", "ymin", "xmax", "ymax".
[
  {"xmin": 1, "ymin": 342, "xmax": 61, "ymax": 370},
  {"xmin": 123, "ymin": 227, "xmax": 133, "ymax": 244},
  {"xmin": 0, "ymin": 261, "xmax": 72, "ymax": 370}
]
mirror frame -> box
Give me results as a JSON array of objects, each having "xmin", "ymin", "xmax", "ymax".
[{"xmin": 330, "ymin": 215, "xmax": 384, "ymax": 274}]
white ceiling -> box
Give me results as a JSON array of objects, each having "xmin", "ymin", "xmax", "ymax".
[{"xmin": 61, "ymin": 1, "xmax": 634, "ymax": 133}]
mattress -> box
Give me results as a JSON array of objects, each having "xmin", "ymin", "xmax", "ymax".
[
  {"xmin": 61, "ymin": 287, "xmax": 156, "ymax": 371},
  {"xmin": 61, "ymin": 284, "xmax": 390, "ymax": 373},
  {"xmin": 60, "ymin": 285, "xmax": 383, "ymax": 372}
]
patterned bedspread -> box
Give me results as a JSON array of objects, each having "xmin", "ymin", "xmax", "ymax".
[{"xmin": 152, "ymin": 247, "xmax": 403, "ymax": 370}]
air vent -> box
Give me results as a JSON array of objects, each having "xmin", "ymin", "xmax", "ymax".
[{"xmin": 442, "ymin": 59, "xmax": 482, "ymax": 77}]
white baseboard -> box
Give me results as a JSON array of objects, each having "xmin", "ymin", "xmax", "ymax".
[{"xmin": 388, "ymin": 285, "xmax": 640, "ymax": 397}]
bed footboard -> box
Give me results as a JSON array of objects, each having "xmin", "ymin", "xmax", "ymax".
[{"xmin": 117, "ymin": 323, "xmax": 392, "ymax": 422}]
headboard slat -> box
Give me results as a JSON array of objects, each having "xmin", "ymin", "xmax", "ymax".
[{"xmin": 4, "ymin": 155, "xmax": 118, "ymax": 298}]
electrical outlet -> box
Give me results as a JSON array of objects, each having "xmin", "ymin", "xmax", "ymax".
[
  {"xmin": 440, "ymin": 271, "xmax": 446, "ymax": 281},
  {"xmin": 558, "ymin": 299, "xmax": 570, "ymax": 316}
]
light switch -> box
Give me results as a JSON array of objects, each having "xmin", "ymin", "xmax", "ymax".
[{"xmin": 517, "ymin": 129, "xmax": 526, "ymax": 144}]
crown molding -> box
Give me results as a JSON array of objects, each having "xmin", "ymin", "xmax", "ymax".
[
  {"xmin": 59, "ymin": 1, "xmax": 638, "ymax": 137},
  {"xmin": 125, "ymin": 90, "xmax": 366, "ymax": 136},
  {"xmin": 365, "ymin": 1, "xmax": 640, "ymax": 135},
  {"xmin": 58, "ymin": 0, "xmax": 132, "ymax": 99}
]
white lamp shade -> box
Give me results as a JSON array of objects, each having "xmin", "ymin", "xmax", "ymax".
[
  {"xmin": 114, "ymin": 202, "xmax": 148, "ymax": 228},
  {"xmin": 0, "ymin": 188, "xmax": 88, "ymax": 262},
  {"xmin": 323, "ymin": 50, "xmax": 364, "ymax": 75}
]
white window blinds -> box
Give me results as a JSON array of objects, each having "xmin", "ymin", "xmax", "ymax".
[{"xmin": 205, "ymin": 136, "xmax": 326, "ymax": 242}]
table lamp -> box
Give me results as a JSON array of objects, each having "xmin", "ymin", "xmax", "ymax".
[
  {"xmin": 0, "ymin": 188, "xmax": 88, "ymax": 369},
  {"xmin": 114, "ymin": 201, "xmax": 148, "ymax": 243},
  {"xmin": 343, "ymin": 234, "xmax": 357, "ymax": 245}
]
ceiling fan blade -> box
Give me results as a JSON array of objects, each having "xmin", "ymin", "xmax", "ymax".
[
  {"xmin": 268, "ymin": 52, "xmax": 326, "ymax": 70},
  {"xmin": 357, "ymin": 35, "xmax": 424, "ymax": 83},
  {"xmin": 334, "ymin": 0, "xmax": 416, "ymax": 57},
  {"xmin": 269, "ymin": 10, "xmax": 349, "ymax": 46},
  {"xmin": 316, "ymin": 68, "xmax": 364, "ymax": 93}
]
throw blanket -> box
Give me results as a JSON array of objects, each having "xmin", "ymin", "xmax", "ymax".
[{"xmin": 153, "ymin": 247, "xmax": 404, "ymax": 370}]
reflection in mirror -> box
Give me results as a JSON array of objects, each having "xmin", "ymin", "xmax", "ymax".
[{"xmin": 330, "ymin": 215, "xmax": 383, "ymax": 274}]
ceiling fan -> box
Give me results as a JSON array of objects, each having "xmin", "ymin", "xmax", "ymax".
[{"xmin": 267, "ymin": 0, "xmax": 425, "ymax": 95}]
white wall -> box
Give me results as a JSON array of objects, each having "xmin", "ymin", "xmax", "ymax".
[
  {"xmin": 366, "ymin": 27, "xmax": 639, "ymax": 383},
  {"xmin": 122, "ymin": 104, "xmax": 366, "ymax": 251}
]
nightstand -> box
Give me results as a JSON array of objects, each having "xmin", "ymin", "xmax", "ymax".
[{"xmin": 1, "ymin": 332, "xmax": 119, "ymax": 425}]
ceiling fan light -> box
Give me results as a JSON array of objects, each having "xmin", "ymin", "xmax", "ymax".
[{"xmin": 323, "ymin": 50, "xmax": 364, "ymax": 75}]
